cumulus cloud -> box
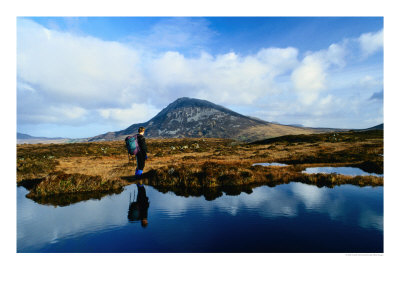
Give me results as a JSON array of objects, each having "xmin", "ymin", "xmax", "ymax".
[
  {"xmin": 291, "ymin": 56, "xmax": 326, "ymax": 105},
  {"xmin": 148, "ymin": 47, "xmax": 299, "ymax": 105},
  {"xmin": 98, "ymin": 103, "xmax": 160, "ymax": 127},
  {"xmin": 358, "ymin": 29, "xmax": 383, "ymax": 58},
  {"xmin": 17, "ymin": 19, "xmax": 143, "ymax": 107},
  {"xmin": 291, "ymin": 42, "xmax": 347, "ymax": 106}
]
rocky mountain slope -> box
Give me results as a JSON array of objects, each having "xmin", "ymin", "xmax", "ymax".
[{"xmin": 88, "ymin": 97, "xmax": 320, "ymax": 142}]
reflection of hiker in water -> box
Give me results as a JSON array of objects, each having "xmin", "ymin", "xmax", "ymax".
[
  {"xmin": 135, "ymin": 127, "xmax": 148, "ymax": 179},
  {"xmin": 128, "ymin": 184, "xmax": 150, "ymax": 228}
]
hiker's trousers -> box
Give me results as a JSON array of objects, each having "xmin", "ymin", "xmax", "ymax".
[{"xmin": 136, "ymin": 152, "xmax": 146, "ymax": 171}]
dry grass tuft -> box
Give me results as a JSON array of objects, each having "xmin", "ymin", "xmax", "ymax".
[{"xmin": 26, "ymin": 172, "xmax": 124, "ymax": 199}]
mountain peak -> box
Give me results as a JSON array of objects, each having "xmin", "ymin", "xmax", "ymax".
[
  {"xmin": 113, "ymin": 97, "xmax": 269, "ymax": 139},
  {"xmin": 167, "ymin": 97, "xmax": 219, "ymax": 109},
  {"xmin": 89, "ymin": 97, "xmax": 316, "ymax": 141}
]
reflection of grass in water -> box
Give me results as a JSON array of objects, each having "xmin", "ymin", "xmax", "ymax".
[
  {"xmin": 145, "ymin": 161, "xmax": 383, "ymax": 194},
  {"xmin": 29, "ymin": 189, "xmax": 124, "ymax": 207}
]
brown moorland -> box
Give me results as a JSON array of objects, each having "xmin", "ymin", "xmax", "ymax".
[{"xmin": 17, "ymin": 130, "xmax": 383, "ymax": 201}]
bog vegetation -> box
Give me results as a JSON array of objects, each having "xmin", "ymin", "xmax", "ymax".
[{"xmin": 17, "ymin": 130, "xmax": 383, "ymax": 202}]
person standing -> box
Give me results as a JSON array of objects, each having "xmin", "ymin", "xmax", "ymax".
[{"xmin": 135, "ymin": 127, "xmax": 148, "ymax": 178}]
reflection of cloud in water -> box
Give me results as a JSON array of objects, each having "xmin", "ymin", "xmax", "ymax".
[
  {"xmin": 359, "ymin": 208, "xmax": 383, "ymax": 231},
  {"xmin": 291, "ymin": 183, "xmax": 325, "ymax": 209},
  {"xmin": 18, "ymin": 187, "xmax": 136, "ymax": 250},
  {"xmin": 302, "ymin": 167, "xmax": 383, "ymax": 177},
  {"xmin": 291, "ymin": 183, "xmax": 355, "ymax": 224},
  {"xmin": 147, "ymin": 189, "xmax": 210, "ymax": 217},
  {"xmin": 213, "ymin": 185, "xmax": 299, "ymax": 218}
]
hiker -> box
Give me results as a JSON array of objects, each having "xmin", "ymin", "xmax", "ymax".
[
  {"xmin": 135, "ymin": 126, "xmax": 148, "ymax": 178},
  {"xmin": 127, "ymin": 184, "xmax": 150, "ymax": 228}
]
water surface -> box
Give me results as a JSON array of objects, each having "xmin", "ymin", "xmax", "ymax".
[
  {"xmin": 302, "ymin": 167, "xmax": 383, "ymax": 177},
  {"xmin": 252, "ymin": 162, "xmax": 288, "ymax": 167},
  {"xmin": 17, "ymin": 182, "xmax": 383, "ymax": 253}
]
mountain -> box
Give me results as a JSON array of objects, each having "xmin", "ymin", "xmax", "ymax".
[
  {"xmin": 17, "ymin": 132, "xmax": 72, "ymax": 144},
  {"xmin": 365, "ymin": 123, "xmax": 383, "ymax": 130},
  {"xmin": 89, "ymin": 97, "xmax": 319, "ymax": 142},
  {"xmin": 348, "ymin": 123, "xmax": 384, "ymax": 133},
  {"xmin": 17, "ymin": 132, "xmax": 66, "ymax": 140},
  {"xmin": 17, "ymin": 132, "xmax": 35, "ymax": 139}
]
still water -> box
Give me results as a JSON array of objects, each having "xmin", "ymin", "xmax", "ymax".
[
  {"xmin": 17, "ymin": 182, "xmax": 383, "ymax": 253},
  {"xmin": 302, "ymin": 166, "xmax": 383, "ymax": 177},
  {"xmin": 252, "ymin": 162, "xmax": 288, "ymax": 167}
]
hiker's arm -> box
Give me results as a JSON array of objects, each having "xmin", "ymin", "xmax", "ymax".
[{"xmin": 139, "ymin": 136, "xmax": 148, "ymax": 154}]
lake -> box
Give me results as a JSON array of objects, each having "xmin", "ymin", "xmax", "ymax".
[{"xmin": 17, "ymin": 182, "xmax": 383, "ymax": 253}]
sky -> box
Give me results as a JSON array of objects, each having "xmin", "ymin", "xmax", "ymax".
[{"xmin": 17, "ymin": 16, "xmax": 384, "ymax": 138}]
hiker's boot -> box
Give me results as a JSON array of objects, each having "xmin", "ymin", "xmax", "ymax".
[{"xmin": 135, "ymin": 169, "xmax": 143, "ymax": 179}]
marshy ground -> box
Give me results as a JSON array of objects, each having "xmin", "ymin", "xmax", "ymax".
[{"xmin": 17, "ymin": 130, "xmax": 383, "ymax": 201}]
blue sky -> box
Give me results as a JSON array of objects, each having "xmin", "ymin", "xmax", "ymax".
[{"xmin": 17, "ymin": 17, "xmax": 383, "ymax": 138}]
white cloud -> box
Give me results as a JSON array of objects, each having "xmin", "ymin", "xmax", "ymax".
[
  {"xmin": 291, "ymin": 42, "xmax": 347, "ymax": 106},
  {"xmin": 20, "ymin": 104, "xmax": 88, "ymax": 125},
  {"xmin": 325, "ymin": 43, "xmax": 347, "ymax": 68},
  {"xmin": 148, "ymin": 47, "xmax": 299, "ymax": 106},
  {"xmin": 98, "ymin": 103, "xmax": 160, "ymax": 127},
  {"xmin": 17, "ymin": 19, "xmax": 143, "ymax": 106},
  {"xmin": 291, "ymin": 56, "xmax": 326, "ymax": 105},
  {"xmin": 358, "ymin": 29, "xmax": 383, "ymax": 58}
]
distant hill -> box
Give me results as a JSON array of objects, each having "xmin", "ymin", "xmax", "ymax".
[
  {"xmin": 89, "ymin": 97, "xmax": 319, "ymax": 142},
  {"xmin": 17, "ymin": 133, "xmax": 32, "ymax": 139},
  {"xmin": 17, "ymin": 132, "xmax": 65, "ymax": 140},
  {"xmin": 17, "ymin": 132, "xmax": 71, "ymax": 144},
  {"xmin": 348, "ymin": 123, "xmax": 383, "ymax": 133},
  {"xmin": 250, "ymin": 128, "xmax": 383, "ymax": 145},
  {"xmin": 365, "ymin": 123, "xmax": 383, "ymax": 130}
]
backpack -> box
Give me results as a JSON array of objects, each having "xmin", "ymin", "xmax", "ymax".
[{"xmin": 125, "ymin": 134, "xmax": 141, "ymax": 155}]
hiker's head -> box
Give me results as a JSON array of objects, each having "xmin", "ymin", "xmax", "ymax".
[{"xmin": 138, "ymin": 127, "xmax": 145, "ymax": 134}]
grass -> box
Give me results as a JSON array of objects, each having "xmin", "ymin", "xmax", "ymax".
[
  {"xmin": 17, "ymin": 130, "xmax": 383, "ymax": 198},
  {"xmin": 26, "ymin": 172, "xmax": 124, "ymax": 199}
]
